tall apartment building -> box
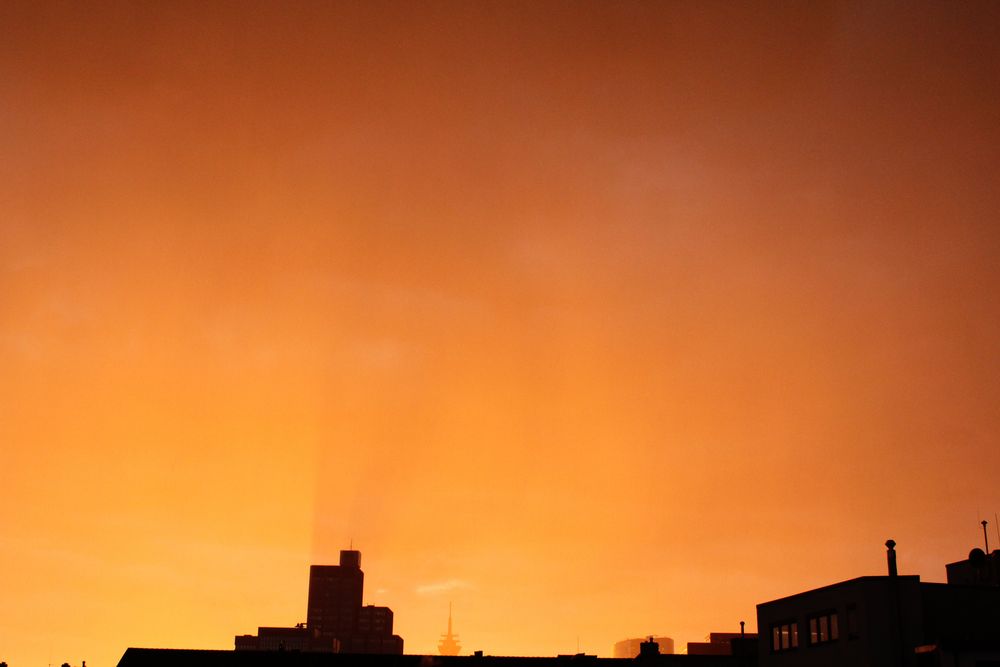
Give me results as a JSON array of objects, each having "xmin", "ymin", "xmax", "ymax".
[
  {"xmin": 307, "ymin": 551, "xmax": 365, "ymax": 641},
  {"xmin": 236, "ymin": 550, "xmax": 403, "ymax": 654}
]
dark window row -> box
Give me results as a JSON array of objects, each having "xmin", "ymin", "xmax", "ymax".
[
  {"xmin": 809, "ymin": 612, "xmax": 839, "ymax": 644},
  {"xmin": 771, "ymin": 608, "xmax": 854, "ymax": 653},
  {"xmin": 771, "ymin": 621, "xmax": 798, "ymax": 652}
]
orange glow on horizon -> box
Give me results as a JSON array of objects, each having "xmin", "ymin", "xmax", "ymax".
[{"xmin": 2, "ymin": 3, "xmax": 1000, "ymax": 666}]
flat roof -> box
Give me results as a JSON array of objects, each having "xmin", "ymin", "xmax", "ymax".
[{"xmin": 756, "ymin": 575, "xmax": 921, "ymax": 608}]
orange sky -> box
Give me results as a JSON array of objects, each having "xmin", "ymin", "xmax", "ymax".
[{"xmin": 2, "ymin": 2, "xmax": 1000, "ymax": 666}]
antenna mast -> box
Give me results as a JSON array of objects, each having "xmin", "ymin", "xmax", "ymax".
[{"xmin": 982, "ymin": 520, "xmax": 990, "ymax": 553}]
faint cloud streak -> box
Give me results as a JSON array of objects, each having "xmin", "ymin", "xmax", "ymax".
[{"xmin": 415, "ymin": 579, "xmax": 474, "ymax": 596}]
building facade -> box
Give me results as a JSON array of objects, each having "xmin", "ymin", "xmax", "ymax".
[{"xmin": 756, "ymin": 543, "xmax": 1000, "ymax": 667}]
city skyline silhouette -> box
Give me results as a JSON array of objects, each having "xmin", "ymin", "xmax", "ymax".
[
  {"xmin": 3, "ymin": 2, "xmax": 1000, "ymax": 667},
  {"xmin": 114, "ymin": 538, "xmax": 1000, "ymax": 666}
]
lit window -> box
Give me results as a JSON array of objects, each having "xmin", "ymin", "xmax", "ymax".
[
  {"xmin": 808, "ymin": 611, "xmax": 840, "ymax": 646},
  {"xmin": 770, "ymin": 621, "xmax": 799, "ymax": 652}
]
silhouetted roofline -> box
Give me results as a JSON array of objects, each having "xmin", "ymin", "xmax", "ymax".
[
  {"xmin": 118, "ymin": 648, "xmax": 752, "ymax": 667},
  {"xmin": 920, "ymin": 580, "xmax": 1000, "ymax": 592},
  {"xmin": 756, "ymin": 575, "xmax": 921, "ymax": 608}
]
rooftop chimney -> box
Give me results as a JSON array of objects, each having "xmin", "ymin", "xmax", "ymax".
[
  {"xmin": 638, "ymin": 637, "xmax": 660, "ymax": 658},
  {"xmin": 886, "ymin": 539, "xmax": 898, "ymax": 577}
]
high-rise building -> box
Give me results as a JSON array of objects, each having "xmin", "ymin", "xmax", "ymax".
[
  {"xmin": 307, "ymin": 551, "xmax": 365, "ymax": 641},
  {"xmin": 236, "ymin": 550, "xmax": 403, "ymax": 654}
]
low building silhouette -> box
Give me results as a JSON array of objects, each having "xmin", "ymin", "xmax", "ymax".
[
  {"xmin": 235, "ymin": 626, "xmax": 338, "ymax": 653},
  {"xmin": 236, "ymin": 550, "xmax": 403, "ymax": 654},
  {"xmin": 119, "ymin": 649, "xmax": 753, "ymax": 667},
  {"xmin": 756, "ymin": 540, "xmax": 1000, "ymax": 666},
  {"xmin": 687, "ymin": 633, "xmax": 757, "ymax": 657},
  {"xmin": 613, "ymin": 637, "xmax": 674, "ymax": 658}
]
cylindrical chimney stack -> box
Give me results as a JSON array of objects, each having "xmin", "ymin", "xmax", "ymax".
[{"xmin": 886, "ymin": 539, "xmax": 898, "ymax": 577}]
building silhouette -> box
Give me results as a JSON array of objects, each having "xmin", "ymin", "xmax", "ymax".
[
  {"xmin": 945, "ymin": 546, "xmax": 1000, "ymax": 587},
  {"xmin": 235, "ymin": 625, "xmax": 335, "ymax": 653},
  {"xmin": 687, "ymin": 633, "xmax": 757, "ymax": 657},
  {"xmin": 756, "ymin": 540, "xmax": 1000, "ymax": 666},
  {"xmin": 236, "ymin": 550, "xmax": 403, "ymax": 654},
  {"xmin": 121, "ymin": 649, "xmax": 749, "ymax": 667},
  {"xmin": 438, "ymin": 603, "xmax": 461, "ymax": 656},
  {"xmin": 122, "ymin": 533, "xmax": 1000, "ymax": 667},
  {"xmin": 613, "ymin": 637, "xmax": 674, "ymax": 657}
]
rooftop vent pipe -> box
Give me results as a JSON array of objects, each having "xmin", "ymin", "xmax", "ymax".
[{"xmin": 886, "ymin": 539, "xmax": 898, "ymax": 577}]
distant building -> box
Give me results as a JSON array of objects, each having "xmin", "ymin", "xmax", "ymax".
[
  {"xmin": 756, "ymin": 541, "xmax": 1000, "ymax": 666},
  {"xmin": 438, "ymin": 603, "xmax": 462, "ymax": 656},
  {"xmin": 688, "ymin": 633, "xmax": 757, "ymax": 657},
  {"xmin": 613, "ymin": 637, "xmax": 674, "ymax": 657},
  {"xmin": 236, "ymin": 550, "xmax": 403, "ymax": 654},
  {"xmin": 234, "ymin": 626, "xmax": 337, "ymax": 652}
]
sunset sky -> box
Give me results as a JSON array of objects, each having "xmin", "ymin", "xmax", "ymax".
[{"xmin": 2, "ymin": 2, "xmax": 1000, "ymax": 666}]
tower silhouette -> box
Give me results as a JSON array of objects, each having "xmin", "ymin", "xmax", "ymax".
[
  {"xmin": 307, "ymin": 550, "xmax": 365, "ymax": 641},
  {"xmin": 236, "ymin": 549, "xmax": 402, "ymax": 654},
  {"xmin": 438, "ymin": 603, "xmax": 461, "ymax": 656}
]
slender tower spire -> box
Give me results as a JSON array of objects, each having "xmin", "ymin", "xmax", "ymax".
[{"xmin": 438, "ymin": 602, "xmax": 461, "ymax": 656}]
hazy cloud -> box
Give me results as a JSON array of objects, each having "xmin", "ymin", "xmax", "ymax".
[{"xmin": 415, "ymin": 579, "xmax": 474, "ymax": 596}]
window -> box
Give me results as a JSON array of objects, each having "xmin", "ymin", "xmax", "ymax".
[
  {"xmin": 846, "ymin": 604, "xmax": 859, "ymax": 639},
  {"xmin": 770, "ymin": 621, "xmax": 799, "ymax": 652},
  {"xmin": 808, "ymin": 611, "xmax": 840, "ymax": 645}
]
